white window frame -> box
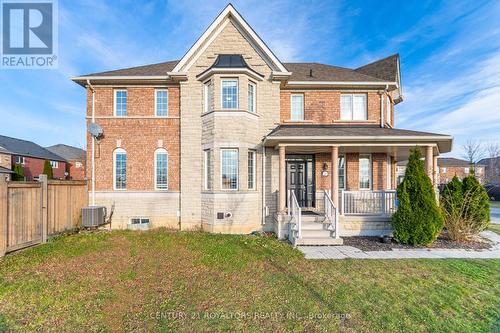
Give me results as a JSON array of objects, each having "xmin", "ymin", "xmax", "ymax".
[
  {"xmin": 204, "ymin": 80, "xmax": 213, "ymax": 113},
  {"xmin": 248, "ymin": 81, "xmax": 256, "ymax": 113},
  {"xmin": 154, "ymin": 148, "xmax": 168, "ymax": 190},
  {"xmin": 247, "ymin": 150, "xmax": 256, "ymax": 190},
  {"xmin": 386, "ymin": 95, "xmax": 391, "ymax": 125},
  {"xmin": 441, "ymin": 167, "xmax": 447, "ymax": 173},
  {"xmin": 50, "ymin": 161, "xmax": 58, "ymax": 168},
  {"xmin": 204, "ymin": 149, "xmax": 212, "ymax": 190},
  {"xmin": 155, "ymin": 89, "xmax": 168, "ymax": 117},
  {"xmin": 113, "ymin": 148, "xmax": 126, "ymax": 190},
  {"xmin": 338, "ymin": 154, "xmax": 346, "ymax": 190},
  {"xmin": 464, "ymin": 167, "xmax": 470, "ymax": 174},
  {"xmin": 221, "ymin": 79, "xmax": 239, "ymax": 109},
  {"xmin": 15, "ymin": 156, "xmax": 25, "ymax": 165},
  {"xmin": 340, "ymin": 93, "xmax": 368, "ymax": 121},
  {"xmin": 75, "ymin": 161, "xmax": 83, "ymax": 168},
  {"xmin": 290, "ymin": 93, "xmax": 304, "ymax": 121},
  {"xmin": 130, "ymin": 218, "xmax": 150, "ymax": 225},
  {"xmin": 386, "ymin": 156, "xmax": 392, "ymax": 190},
  {"xmin": 220, "ymin": 148, "xmax": 239, "ymax": 190},
  {"xmin": 114, "ymin": 89, "xmax": 127, "ymax": 117},
  {"xmin": 359, "ymin": 154, "xmax": 372, "ymax": 190}
]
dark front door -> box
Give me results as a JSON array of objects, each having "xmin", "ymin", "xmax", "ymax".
[{"xmin": 286, "ymin": 155, "xmax": 315, "ymax": 208}]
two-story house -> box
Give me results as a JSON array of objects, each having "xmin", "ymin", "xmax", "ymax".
[{"xmin": 72, "ymin": 4, "xmax": 453, "ymax": 245}]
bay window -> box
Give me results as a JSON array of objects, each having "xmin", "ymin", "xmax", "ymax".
[
  {"xmin": 221, "ymin": 149, "xmax": 238, "ymax": 190},
  {"xmin": 221, "ymin": 79, "xmax": 238, "ymax": 109}
]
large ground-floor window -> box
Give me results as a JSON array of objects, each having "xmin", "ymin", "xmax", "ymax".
[
  {"xmin": 359, "ymin": 154, "xmax": 371, "ymax": 190},
  {"xmin": 221, "ymin": 149, "xmax": 238, "ymax": 190}
]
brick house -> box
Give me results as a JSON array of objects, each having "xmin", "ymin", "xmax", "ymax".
[
  {"xmin": 72, "ymin": 4, "xmax": 453, "ymax": 244},
  {"xmin": 46, "ymin": 144, "xmax": 87, "ymax": 180},
  {"xmin": 0, "ymin": 146, "xmax": 13, "ymax": 180},
  {"xmin": 397, "ymin": 157, "xmax": 485, "ymax": 186},
  {"xmin": 0, "ymin": 135, "xmax": 67, "ymax": 180}
]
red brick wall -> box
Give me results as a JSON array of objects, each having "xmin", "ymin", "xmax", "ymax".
[
  {"xmin": 68, "ymin": 160, "xmax": 86, "ymax": 180},
  {"xmin": 12, "ymin": 156, "xmax": 66, "ymax": 180},
  {"xmin": 314, "ymin": 152, "xmax": 389, "ymax": 191},
  {"xmin": 86, "ymin": 86, "xmax": 180, "ymax": 191},
  {"xmin": 280, "ymin": 90, "xmax": 382, "ymax": 124},
  {"xmin": 439, "ymin": 166, "xmax": 485, "ymax": 185}
]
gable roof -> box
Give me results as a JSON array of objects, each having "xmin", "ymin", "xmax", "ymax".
[
  {"xmin": 46, "ymin": 144, "xmax": 86, "ymax": 161},
  {"xmin": 438, "ymin": 157, "xmax": 485, "ymax": 167},
  {"xmin": 0, "ymin": 135, "xmax": 66, "ymax": 162},
  {"xmin": 355, "ymin": 54, "xmax": 400, "ymax": 82},
  {"xmin": 0, "ymin": 145, "xmax": 12, "ymax": 155},
  {"xmin": 171, "ymin": 4, "xmax": 289, "ymax": 74}
]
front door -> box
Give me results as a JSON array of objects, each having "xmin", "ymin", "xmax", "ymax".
[{"xmin": 286, "ymin": 155, "xmax": 315, "ymax": 208}]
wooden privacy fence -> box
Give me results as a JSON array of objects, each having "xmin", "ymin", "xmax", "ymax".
[{"xmin": 0, "ymin": 175, "xmax": 88, "ymax": 256}]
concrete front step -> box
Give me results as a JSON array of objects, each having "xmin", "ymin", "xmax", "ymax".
[
  {"xmin": 301, "ymin": 215, "xmax": 326, "ymax": 223},
  {"xmin": 301, "ymin": 222, "xmax": 328, "ymax": 231},
  {"xmin": 295, "ymin": 237, "xmax": 344, "ymax": 246},
  {"xmin": 301, "ymin": 229, "xmax": 333, "ymax": 238}
]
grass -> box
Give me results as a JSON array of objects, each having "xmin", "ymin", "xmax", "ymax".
[
  {"xmin": 488, "ymin": 224, "xmax": 500, "ymax": 235},
  {"xmin": 490, "ymin": 201, "xmax": 500, "ymax": 208},
  {"xmin": 0, "ymin": 230, "xmax": 499, "ymax": 332}
]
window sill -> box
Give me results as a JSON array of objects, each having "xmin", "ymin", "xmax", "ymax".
[
  {"xmin": 201, "ymin": 109, "xmax": 259, "ymax": 117},
  {"xmin": 283, "ymin": 119, "xmax": 314, "ymax": 124}
]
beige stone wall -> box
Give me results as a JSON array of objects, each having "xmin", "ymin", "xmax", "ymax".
[
  {"xmin": 94, "ymin": 191, "xmax": 179, "ymax": 229},
  {"xmin": 0, "ymin": 153, "xmax": 11, "ymax": 170},
  {"xmin": 180, "ymin": 19, "xmax": 281, "ymax": 232}
]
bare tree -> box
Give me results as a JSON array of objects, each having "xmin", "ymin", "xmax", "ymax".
[
  {"xmin": 485, "ymin": 142, "xmax": 500, "ymax": 183},
  {"xmin": 462, "ymin": 140, "xmax": 484, "ymax": 166}
]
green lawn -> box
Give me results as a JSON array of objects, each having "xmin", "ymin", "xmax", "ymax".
[{"xmin": 0, "ymin": 230, "xmax": 499, "ymax": 332}]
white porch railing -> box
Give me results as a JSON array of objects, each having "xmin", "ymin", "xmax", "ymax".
[
  {"xmin": 323, "ymin": 190, "xmax": 339, "ymax": 239},
  {"xmin": 340, "ymin": 190, "xmax": 397, "ymax": 215},
  {"xmin": 287, "ymin": 190, "xmax": 302, "ymax": 243}
]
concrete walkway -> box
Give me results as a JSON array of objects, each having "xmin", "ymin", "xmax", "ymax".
[
  {"xmin": 490, "ymin": 207, "xmax": 500, "ymax": 224},
  {"xmin": 299, "ymin": 231, "xmax": 500, "ymax": 260}
]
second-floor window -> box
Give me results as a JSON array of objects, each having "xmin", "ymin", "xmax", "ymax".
[
  {"xmin": 204, "ymin": 80, "xmax": 213, "ymax": 113},
  {"xmin": 50, "ymin": 161, "xmax": 58, "ymax": 168},
  {"xmin": 221, "ymin": 79, "xmax": 238, "ymax": 109},
  {"xmin": 291, "ymin": 94, "xmax": 304, "ymax": 121},
  {"xmin": 386, "ymin": 95, "xmax": 391, "ymax": 125},
  {"xmin": 14, "ymin": 156, "xmax": 25, "ymax": 164},
  {"xmin": 155, "ymin": 90, "xmax": 168, "ymax": 116},
  {"xmin": 341, "ymin": 94, "xmax": 367, "ymax": 121},
  {"xmin": 248, "ymin": 82, "xmax": 256, "ymax": 113},
  {"xmin": 114, "ymin": 90, "xmax": 127, "ymax": 116}
]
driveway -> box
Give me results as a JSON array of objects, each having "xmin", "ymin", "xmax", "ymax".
[{"xmin": 491, "ymin": 207, "xmax": 500, "ymax": 224}]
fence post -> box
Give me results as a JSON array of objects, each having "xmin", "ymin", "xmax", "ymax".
[
  {"xmin": 0, "ymin": 177, "xmax": 7, "ymax": 256},
  {"xmin": 39, "ymin": 174, "xmax": 48, "ymax": 243}
]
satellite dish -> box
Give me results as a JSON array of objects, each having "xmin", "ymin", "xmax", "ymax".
[{"xmin": 88, "ymin": 123, "xmax": 103, "ymax": 139}]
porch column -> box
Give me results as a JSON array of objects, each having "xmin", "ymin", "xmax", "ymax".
[
  {"xmin": 331, "ymin": 146, "xmax": 339, "ymax": 209},
  {"xmin": 279, "ymin": 145, "xmax": 286, "ymax": 212},
  {"xmin": 425, "ymin": 146, "xmax": 434, "ymax": 181},
  {"xmin": 433, "ymin": 155, "xmax": 438, "ymax": 187}
]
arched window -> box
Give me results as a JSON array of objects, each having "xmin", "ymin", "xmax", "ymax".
[
  {"xmin": 155, "ymin": 148, "xmax": 168, "ymax": 190},
  {"xmin": 113, "ymin": 148, "xmax": 126, "ymax": 190}
]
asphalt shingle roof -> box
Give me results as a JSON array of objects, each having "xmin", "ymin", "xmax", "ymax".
[
  {"xmin": 78, "ymin": 55, "xmax": 399, "ymax": 84},
  {"xmin": 267, "ymin": 124, "xmax": 450, "ymax": 138},
  {"xmin": 0, "ymin": 135, "xmax": 66, "ymax": 162},
  {"xmin": 46, "ymin": 144, "xmax": 86, "ymax": 161}
]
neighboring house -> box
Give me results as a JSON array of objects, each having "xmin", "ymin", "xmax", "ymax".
[
  {"xmin": 397, "ymin": 157, "xmax": 485, "ymax": 186},
  {"xmin": 46, "ymin": 144, "xmax": 86, "ymax": 180},
  {"xmin": 479, "ymin": 156, "xmax": 500, "ymax": 184},
  {"xmin": 72, "ymin": 4, "xmax": 452, "ymax": 244},
  {"xmin": 0, "ymin": 146, "xmax": 13, "ymax": 180},
  {"xmin": 0, "ymin": 135, "xmax": 67, "ymax": 180}
]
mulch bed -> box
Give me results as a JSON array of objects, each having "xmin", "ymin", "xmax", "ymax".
[{"xmin": 343, "ymin": 234, "xmax": 492, "ymax": 252}]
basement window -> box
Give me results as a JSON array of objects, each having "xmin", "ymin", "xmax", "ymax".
[{"xmin": 130, "ymin": 218, "xmax": 150, "ymax": 225}]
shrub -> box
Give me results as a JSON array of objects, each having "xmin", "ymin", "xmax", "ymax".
[
  {"xmin": 42, "ymin": 160, "xmax": 53, "ymax": 179},
  {"xmin": 391, "ymin": 147, "xmax": 444, "ymax": 245},
  {"xmin": 440, "ymin": 175, "xmax": 490, "ymax": 241},
  {"xmin": 11, "ymin": 163, "xmax": 24, "ymax": 181}
]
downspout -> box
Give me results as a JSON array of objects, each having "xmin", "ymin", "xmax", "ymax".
[
  {"xmin": 380, "ymin": 84, "xmax": 389, "ymax": 128},
  {"xmin": 87, "ymin": 79, "xmax": 96, "ymax": 206},
  {"xmin": 262, "ymin": 146, "xmax": 266, "ymax": 225}
]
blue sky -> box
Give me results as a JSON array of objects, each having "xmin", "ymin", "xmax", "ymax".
[{"xmin": 0, "ymin": 0, "xmax": 499, "ymax": 156}]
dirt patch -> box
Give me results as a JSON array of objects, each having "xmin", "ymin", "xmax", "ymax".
[{"xmin": 343, "ymin": 235, "xmax": 492, "ymax": 251}]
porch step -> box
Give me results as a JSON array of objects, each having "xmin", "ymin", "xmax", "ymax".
[
  {"xmin": 301, "ymin": 221, "xmax": 327, "ymax": 231},
  {"xmin": 295, "ymin": 237, "xmax": 344, "ymax": 246},
  {"xmin": 301, "ymin": 229, "xmax": 333, "ymax": 238},
  {"xmin": 301, "ymin": 215, "xmax": 326, "ymax": 223}
]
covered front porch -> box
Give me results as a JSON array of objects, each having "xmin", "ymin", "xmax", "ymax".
[{"xmin": 264, "ymin": 125, "xmax": 453, "ymax": 246}]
